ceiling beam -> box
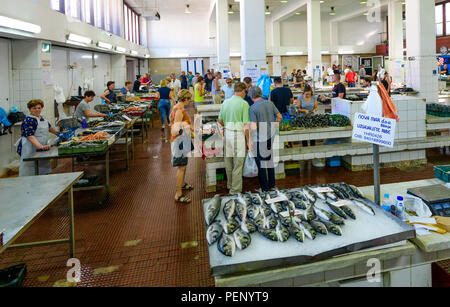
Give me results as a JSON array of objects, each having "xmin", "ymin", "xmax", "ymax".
[
  {"xmin": 271, "ymin": 0, "xmax": 307, "ymax": 22},
  {"xmin": 209, "ymin": 0, "xmax": 217, "ymax": 23}
]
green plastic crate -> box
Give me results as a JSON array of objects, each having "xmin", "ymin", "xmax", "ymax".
[{"xmin": 434, "ymin": 165, "xmax": 450, "ymax": 182}]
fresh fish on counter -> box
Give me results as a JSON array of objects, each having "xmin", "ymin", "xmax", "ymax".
[
  {"xmin": 221, "ymin": 219, "xmax": 239, "ymax": 234},
  {"xmin": 241, "ymin": 193, "xmax": 252, "ymax": 205},
  {"xmin": 240, "ymin": 217, "xmax": 258, "ymax": 234},
  {"xmin": 204, "ymin": 195, "xmax": 222, "ymax": 226},
  {"xmin": 329, "ymin": 185, "xmax": 345, "ymax": 199},
  {"xmin": 299, "ymin": 221, "xmax": 316, "ymax": 240},
  {"xmin": 206, "ymin": 221, "xmax": 223, "ymax": 245},
  {"xmin": 223, "ymin": 199, "xmax": 237, "ymax": 221},
  {"xmin": 305, "ymin": 186, "xmax": 326, "ymax": 201},
  {"xmin": 310, "ymin": 219, "xmax": 328, "ymax": 235},
  {"xmin": 313, "ymin": 206, "xmax": 332, "ymax": 221},
  {"xmin": 254, "ymin": 213, "xmax": 277, "ymax": 230},
  {"xmin": 348, "ymin": 184, "xmax": 365, "ymax": 199},
  {"xmin": 247, "ymin": 204, "xmax": 261, "ymax": 220},
  {"xmin": 341, "ymin": 205, "xmax": 356, "ymax": 220},
  {"xmin": 235, "ymin": 197, "xmax": 248, "ymax": 221},
  {"xmin": 332, "ymin": 184, "xmax": 350, "ymax": 199},
  {"xmin": 279, "ymin": 211, "xmax": 293, "ymax": 227},
  {"xmin": 258, "ymin": 227, "xmax": 279, "ymax": 241},
  {"xmin": 301, "ymin": 188, "xmax": 316, "ymax": 204},
  {"xmin": 325, "ymin": 201, "xmax": 348, "ymax": 219},
  {"xmin": 276, "ymin": 220, "xmax": 290, "ymax": 242},
  {"xmin": 289, "ymin": 218, "xmax": 305, "ymax": 242},
  {"xmin": 281, "ymin": 201, "xmax": 296, "ymax": 212},
  {"xmin": 319, "ymin": 218, "xmax": 343, "ymax": 236},
  {"xmin": 251, "ymin": 193, "xmax": 263, "ymax": 206},
  {"xmin": 233, "ymin": 228, "xmax": 252, "ymax": 250},
  {"xmin": 270, "ymin": 202, "xmax": 284, "ymax": 214},
  {"xmin": 330, "ymin": 212, "xmax": 345, "ymax": 226},
  {"xmin": 326, "ymin": 192, "xmax": 338, "ymax": 201},
  {"xmin": 260, "ymin": 202, "xmax": 272, "ymax": 217},
  {"xmin": 290, "ymin": 197, "xmax": 307, "ymax": 210},
  {"xmin": 305, "ymin": 205, "xmax": 316, "ymax": 222},
  {"xmin": 217, "ymin": 234, "xmax": 236, "ymax": 257},
  {"xmin": 351, "ymin": 199, "xmax": 376, "ymax": 216}
]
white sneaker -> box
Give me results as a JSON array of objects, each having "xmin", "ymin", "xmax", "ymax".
[
  {"xmin": 312, "ymin": 158, "xmax": 325, "ymax": 168},
  {"xmin": 161, "ymin": 125, "xmax": 165, "ymax": 129}
]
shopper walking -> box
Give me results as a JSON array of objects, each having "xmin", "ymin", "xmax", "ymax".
[
  {"xmin": 243, "ymin": 77, "xmax": 254, "ymax": 106},
  {"xmin": 192, "ymin": 73, "xmax": 200, "ymax": 88},
  {"xmin": 194, "ymin": 76, "xmax": 206, "ymax": 104},
  {"xmin": 381, "ymin": 72, "xmax": 392, "ymax": 96},
  {"xmin": 359, "ymin": 65, "xmax": 366, "ymax": 78},
  {"xmin": 156, "ymin": 79, "xmax": 175, "ymax": 141},
  {"xmin": 218, "ymin": 82, "xmax": 251, "ymax": 195},
  {"xmin": 169, "ymin": 73, "xmax": 181, "ymax": 100},
  {"xmin": 212, "ymin": 72, "xmax": 223, "ymax": 104},
  {"xmin": 187, "ymin": 72, "xmax": 194, "ymax": 88},
  {"xmin": 270, "ymin": 77, "xmax": 294, "ymax": 114},
  {"xmin": 345, "ymin": 66, "xmax": 357, "ymax": 88},
  {"xmin": 18, "ymin": 99, "xmax": 60, "ymax": 177},
  {"xmin": 170, "ymin": 90, "xmax": 195, "ymax": 204},
  {"xmin": 205, "ymin": 72, "xmax": 214, "ymax": 92},
  {"xmin": 248, "ymin": 86, "xmax": 282, "ymax": 192},
  {"xmin": 180, "ymin": 71, "xmax": 189, "ymax": 90}
]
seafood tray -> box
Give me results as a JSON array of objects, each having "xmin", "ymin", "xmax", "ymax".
[
  {"xmin": 203, "ymin": 183, "xmax": 415, "ymax": 276},
  {"xmin": 58, "ymin": 140, "xmax": 108, "ymax": 155}
]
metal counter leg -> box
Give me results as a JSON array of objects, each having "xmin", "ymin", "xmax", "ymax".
[
  {"xmin": 68, "ymin": 186, "xmax": 75, "ymax": 258},
  {"xmin": 35, "ymin": 161, "xmax": 39, "ymax": 176},
  {"xmin": 72, "ymin": 157, "xmax": 75, "ymax": 172},
  {"xmin": 126, "ymin": 132, "xmax": 129, "ymax": 170},
  {"xmin": 131, "ymin": 125, "xmax": 135, "ymax": 159}
]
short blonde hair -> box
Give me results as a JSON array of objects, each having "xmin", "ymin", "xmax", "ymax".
[
  {"xmin": 178, "ymin": 90, "xmax": 193, "ymax": 103},
  {"xmin": 160, "ymin": 79, "xmax": 168, "ymax": 87},
  {"xmin": 27, "ymin": 99, "xmax": 44, "ymax": 110}
]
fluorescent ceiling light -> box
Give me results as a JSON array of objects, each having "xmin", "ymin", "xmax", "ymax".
[
  {"xmin": 230, "ymin": 52, "xmax": 241, "ymax": 57},
  {"xmin": 131, "ymin": 50, "xmax": 138, "ymax": 56},
  {"xmin": 330, "ymin": 7, "xmax": 336, "ymax": 16},
  {"xmin": 281, "ymin": 0, "xmax": 288, "ymax": 3},
  {"xmin": 338, "ymin": 50, "xmax": 354, "ymax": 54},
  {"xmin": 265, "ymin": 6, "xmax": 271, "ymax": 15},
  {"xmin": 185, "ymin": 5, "xmax": 191, "ymax": 14},
  {"xmin": 145, "ymin": 54, "xmax": 150, "ymax": 58},
  {"xmin": 357, "ymin": 41, "xmax": 365, "ymax": 46},
  {"xmin": 0, "ymin": 15, "xmax": 41, "ymax": 34},
  {"xmin": 228, "ymin": 4, "xmax": 234, "ymax": 14},
  {"xmin": 234, "ymin": 0, "xmax": 240, "ymax": 2},
  {"xmin": 360, "ymin": 1, "xmax": 367, "ymax": 4},
  {"xmin": 67, "ymin": 33, "xmax": 92, "ymax": 45},
  {"xmin": 296, "ymin": 12, "xmax": 302, "ymax": 15},
  {"xmin": 66, "ymin": 40, "xmax": 87, "ymax": 47},
  {"xmin": 320, "ymin": 0, "xmax": 324, "ymax": 3},
  {"xmin": 97, "ymin": 41, "xmax": 112, "ymax": 50},
  {"xmin": 321, "ymin": 51, "xmax": 330, "ymax": 54},
  {"xmin": 116, "ymin": 46, "xmax": 127, "ymax": 53},
  {"xmin": 366, "ymin": 30, "xmax": 377, "ymax": 38},
  {"xmin": 286, "ymin": 51, "xmax": 303, "ymax": 55}
]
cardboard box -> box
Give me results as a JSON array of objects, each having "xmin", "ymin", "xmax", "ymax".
[{"xmin": 435, "ymin": 216, "xmax": 450, "ymax": 232}]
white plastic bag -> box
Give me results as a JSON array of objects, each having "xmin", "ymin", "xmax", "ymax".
[
  {"xmin": 403, "ymin": 194, "xmax": 433, "ymax": 218},
  {"xmin": 243, "ymin": 152, "xmax": 258, "ymax": 178}
]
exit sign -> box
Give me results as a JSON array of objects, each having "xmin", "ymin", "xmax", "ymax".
[{"xmin": 42, "ymin": 42, "xmax": 51, "ymax": 53}]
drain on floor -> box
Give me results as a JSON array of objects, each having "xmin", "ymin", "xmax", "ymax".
[{"xmin": 124, "ymin": 239, "xmax": 142, "ymax": 247}]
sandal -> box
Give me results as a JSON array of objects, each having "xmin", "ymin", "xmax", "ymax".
[
  {"xmin": 175, "ymin": 194, "xmax": 191, "ymax": 203},
  {"xmin": 182, "ymin": 183, "xmax": 194, "ymax": 191}
]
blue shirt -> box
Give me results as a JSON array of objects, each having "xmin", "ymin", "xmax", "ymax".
[
  {"xmin": 158, "ymin": 87, "xmax": 171, "ymax": 100},
  {"xmin": 220, "ymin": 85, "xmax": 234, "ymax": 100},
  {"xmin": 17, "ymin": 116, "xmax": 50, "ymax": 156},
  {"xmin": 120, "ymin": 87, "xmax": 129, "ymax": 95}
]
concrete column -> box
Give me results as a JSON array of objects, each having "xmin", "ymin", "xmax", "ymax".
[
  {"xmin": 271, "ymin": 21, "xmax": 282, "ymax": 76},
  {"xmin": 240, "ymin": 0, "xmax": 268, "ymax": 80},
  {"xmin": 209, "ymin": 20, "xmax": 218, "ymax": 71},
  {"xmin": 329, "ymin": 21, "xmax": 339, "ymax": 55},
  {"xmin": 388, "ymin": 0, "xmax": 404, "ymax": 85},
  {"xmin": 111, "ymin": 55, "xmax": 126, "ymax": 89},
  {"xmin": 216, "ymin": 0, "xmax": 230, "ymax": 72},
  {"xmin": 405, "ymin": 0, "xmax": 438, "ymax": 103},
  {"xmin": 307, "ymin": 0, "xmax": 322, "ymax": 85}
]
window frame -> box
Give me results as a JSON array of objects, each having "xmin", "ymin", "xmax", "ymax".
[
  {"xmin": 123, "ymin": 1, "xmax": 141, "ymax": 45},
  {"xmin": 435, "ymin": 0, "xmax": 450, "ymax": 37}
]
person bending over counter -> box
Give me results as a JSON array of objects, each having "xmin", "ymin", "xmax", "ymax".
[
  {"xmin": 101, "ymin": 81, "xmax": 117, "ymax": 104},
  {"xmin": 18, "ymin": 99, "xmax": 60, "ymax": 177},
  {"xmin": 119, "ymin": 81, "xmax": 133, "ymax": 96},
  {"xmin": 74, "ymin": 91, "xmax": 107, "ymax": 120}
]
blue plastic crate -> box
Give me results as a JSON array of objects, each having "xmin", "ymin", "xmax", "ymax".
[
  {"xmin": 434, "ymin": 165, "xmax": 450, "ymax": 182},
  {"xmin": 326, "ymin": 156, "xmax": 341, "ymax": 167}
]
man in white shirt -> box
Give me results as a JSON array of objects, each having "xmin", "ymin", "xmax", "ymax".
[{"xmin": 169, "ymin": 73, "xmax": 181, "ymax": 100}]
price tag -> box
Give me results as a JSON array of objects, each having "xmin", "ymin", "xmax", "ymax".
[
  {"xmin": 312, "ymin": 187, "xmax": 333, "ymax": 194},
  {"xmin": 279, "ymin": 211, "xmax": 290, "ymax": 218},
  {"xmin": 332, "ymin": 200, "xmax": 353, "ymax": 207},
  {"xmin": 293, "ymin": 210, "xmax": 303, "ymax": 216},
  {"xmin": 265, "ymin": 195, "xmax": 288, "ymax": 204},
  {"xmin": 122, "ymin": 115, "xmax": 132, "ymax": 121}
]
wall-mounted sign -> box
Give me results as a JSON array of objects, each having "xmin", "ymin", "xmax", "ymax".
[{"xmin": 42, "ymin": 42, "xmax": 51, "ymax": 54}]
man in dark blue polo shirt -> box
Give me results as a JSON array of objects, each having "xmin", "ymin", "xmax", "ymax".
[{"xmin": 269, "ymin": 77, "xmax": 293, "ymax": 114}]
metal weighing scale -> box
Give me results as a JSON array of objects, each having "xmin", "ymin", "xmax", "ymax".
[{"xmin": 407, "ymin": 185, "xmax": 450, "ymax": 217}]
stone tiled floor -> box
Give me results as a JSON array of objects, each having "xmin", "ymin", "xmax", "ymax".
[{"xmin": 1, "ymin": 109, "xmax": 449, "ymax": 287}]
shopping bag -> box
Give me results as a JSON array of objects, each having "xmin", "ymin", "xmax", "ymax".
[{"xmin": 243, "ymin": 152, "xmax": 258, "ymax": 178}]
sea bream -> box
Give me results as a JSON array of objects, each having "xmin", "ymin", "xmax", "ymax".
[
  {"xmin": 309, "ymin": 219, "xmax": 328, "ymax": 235},
  {"xmin": 306, "ymin": 186, "xmax": 326, "ymax": 201},
  {"xmin": 325, "ymin": 201, "xmax": 348, "ymax": 219},
  {"xmin": 351, "ymin": 198, "xmax": 376, "ymax": 216},
  {"xmin": 206, "ymin": 221, "xmax": 223, "ymax": 245},
  {"xmin": 247, "ymin": 204, "xmax": 261, "ymax": 220},
  {"xmin": 240, "ymin": 217, "xmax": 258, "ymax": 234},
  {"xmin": 235, "ymin": 196, "xmax": 248, "ymax": 221},
  {"xmin": 299, "ymin": 221, "xmax": 316, "ymax": 240},
  {"xmin": 289, "ymin": 218, "xmax": 305, "ymax": 242},
  {"xmin": 290, "ymin": 197, "xmax": 307, "ymax": 210},
  {"xmin": 275, "ymin": 220, "xmax": 290, "ymax": 242},
  {"xmin": 254, "ymin": 213, "xmax": 277, "ymax": 230},
  {"xmin": 279, "ymin": 210, "xmax": 293, "ymax": 227},
  {"xmin": 305, "ymin": 205, "xmax": 316, "ymax": 221},
  {"xmin": 221, "ymin": 219, "xmax": 239, "ymax": 234},
  {"xmin": 204, "ymin": 195, "xmax": 222, "ymax": 226},
  {"xmin": 301, "ymin": 188, "xmax": 316, "ymax": 204},
  {"xmin": 270, "ymin": 202, "xmax": 283, "ymax": 214},
  {"xmin": 217, "ymin": 234, "xmax": 236, "ymax": 257},
  {"xmin": 258, "ymin": 227, "xmax": 279, "ymax": 241},
  {"xmin": 223, "ymin": 199, "xmax": 237, "ymax": 221},
  {"xmin": 313, "ymin": 206, "xmax": 332, "ymax": 221},
  {"xmin": 319, "ymin": 218, "xmax": 343, "ymax": 236},
  {"xmin": 233, "ymin": 228, "xmax": 252, "ymax": 250},
  {"xmin": 251, "ymin": 193, "xmax": 263, "ymax": 206}
]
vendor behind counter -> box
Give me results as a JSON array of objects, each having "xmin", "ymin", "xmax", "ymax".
[{"xmin": 100, "ymin": 81, "xmax": 117, "ymax": 104}]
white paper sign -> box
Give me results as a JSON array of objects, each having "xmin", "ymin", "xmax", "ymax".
[
  {"xmin": 312, "ymin": 187, "xmax": 333, "ymax": 194},
  {"xmin": 245, "ymin": 68, "xmax": 260, "ymax": 83},
  {"xmin": 332, "ymin": 200, "xmax": 354, "ymax": 207},
  {"xmin": 352, "ymin": 113, "xmax": 396, "ymax": 148},
  {"xmin": 265, "ymin": 195, "xmax": 288, "ymax": 204}
]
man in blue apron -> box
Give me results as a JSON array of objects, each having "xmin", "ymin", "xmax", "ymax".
[
  {"xmin": 18, "ymin": 99, "xmax": 60, "ymax": 176},
  {"xmin": 100, "ymin": 81, "xmax": 117, "ymax": 104}
]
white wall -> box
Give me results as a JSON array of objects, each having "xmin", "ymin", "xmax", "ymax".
[
  {"xmin": 337, "ymin": 15, "xmax": 385, "ymax": 53},
  {"xmin": 147, "ymin": 13, "xmax": 213, "ymax": 58}
]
